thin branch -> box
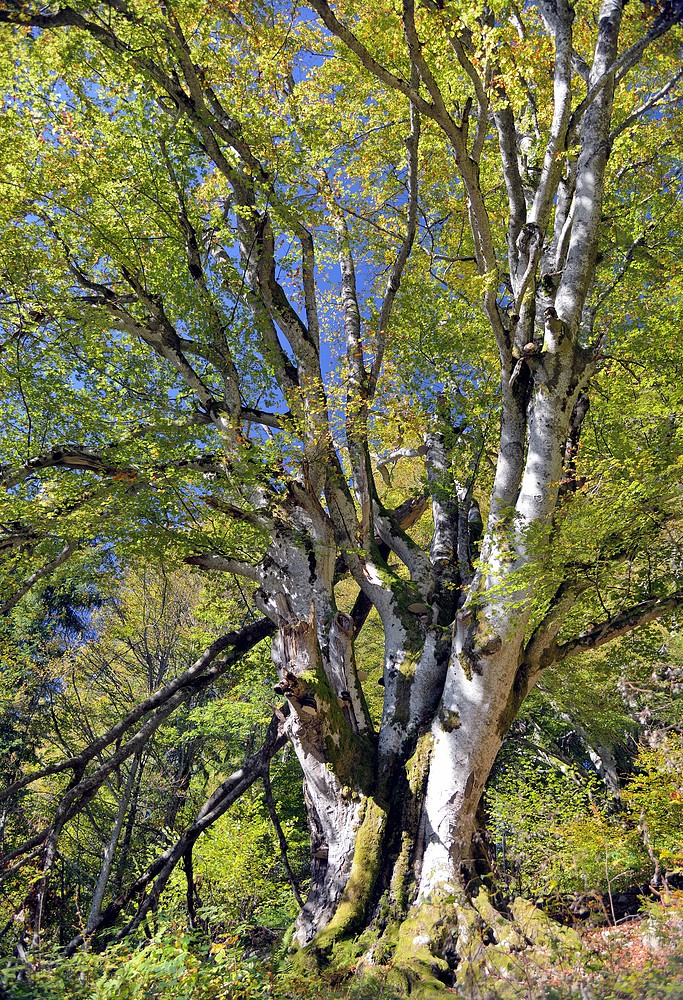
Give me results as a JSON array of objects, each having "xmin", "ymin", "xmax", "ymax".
[
  {"xmin": 63, "ymin": 712, "xmax": 288, "ymax": 954},
  {"xmin": 583, "ymin": 223, "xmax": 657, "ymax": 344},
  {"xmin": 0, "ymin": 619, "xmax": 274, "ymax": 807},
  {"xmin": 307, "ymin": 0, "xmax": 433, "ymax": 115},
  {"xmin": 369, "ymin": 64, "xmax": 421, "ymax": 397},
  {"xmin": 554, "ymin": 589, "xmax": 683, "ymax": 661},
  {"xmin": 610, "ymin": 68, "xmax": 683, "ymax": 142},
  {"xmin": 262, "ymin": 768, "xmax": 304, "ymax": 908},
  {"xmin": 0, "ymin": 542, "xmax": 76, "ymax": 615}
]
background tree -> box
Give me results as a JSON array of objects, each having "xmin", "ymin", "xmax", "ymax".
[
  {"xmin": 1, "ymin": 0, "xmax": 682, "ymax": 989},
  {"xmin": 0, "ymin": 565, "xmax": 304, "ymax": 959}
]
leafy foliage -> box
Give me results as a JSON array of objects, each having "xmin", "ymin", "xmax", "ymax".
[{"xmin": 0, "ymin": 0, "xmax": 682, "ymax": 994}]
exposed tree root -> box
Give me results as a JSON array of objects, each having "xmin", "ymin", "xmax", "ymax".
[{"xmin": 293, "ymin": 886, "xmax": 583, "ymax": 999}]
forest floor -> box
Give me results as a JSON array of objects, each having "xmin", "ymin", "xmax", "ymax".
[
  {"xmin": 500, "ymin": 900, "xmax": 683, "ymax": 1000},
  {"xmin": 3, "ymin": 890, "xmax": 683, "ymax": 999},
  {"xmin": 536, "ymin": 901, "xmax": 683, "ymax": 1000}
]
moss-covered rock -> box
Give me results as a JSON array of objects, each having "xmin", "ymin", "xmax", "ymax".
[
  {"xmin": 472, "ymin": 887, "xmax": 526, "ymax": 951},
  {"xmin": 510, "ymin": 897, "xmax": 582, "ymax": 952}
]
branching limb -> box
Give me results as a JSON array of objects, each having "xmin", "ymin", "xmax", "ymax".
[
  {"xmin": 569, "ymin": 6, "xmax": 683, "ymax": 141},
  {"xmin": 0, "ymin": 541, "xmax": 76, "ymax": 616},
  {"xmin": 512, "ymin": 223, "xmax": 544, "ymax": 315},
  {"xmin": 2, "ymin": 445, "xmax": 224, "ymax": 490},
  {"xmin": 321, "ymin": 178, "xmax": 377, "ymax": 547},
  {"xmin": 425, "ymin": 407, "xmax": 460, "ymax": 620},
  {"xmin": 371, "ymin": 446, "xmax": 426, "ymax": 487},
  {"xmin": 554, "ymin": 589, "xmax": 683, "ymax": 662},
  {"xmin": 62, "ymin": 712, "xmax": 288, "ymax": 954},
  {"xmin": 373, "ymin": 506, "xmax": 435, "ymax": 601},
  {"xmin": 549, "ymin": 158, "xmax": 577, "ymax": 274},
  {"xmin": 159, "ymin": 138, "xmax": 242, "ymax": 420},
  {"xmin": 524, "ymin": 578, "xmax": 588, "ymax": 675},
  {"xmin": 445, "ymin": 31, "xmax": 488, "ymax": 163},
  {"xmin": 200, "ymin": 495, "xmax": 272, "ymax": 530},
  {"xmin": 113, "ymin": 270, "xmax": 233, "ymax": 431},
  {"xmin": 402, "ymin": 0, "xmax": 463, "ymax": 147},
  {"xmin": 240, "ymin": 407, "xmax": 292, "ymax": 431},
  {"xmin": 530, "ymin": 0, "xmax": 574, "ymax": 235},
  {"xmin": 48, "ymin": 226, "xmax": 234, "ymax": 436},
  {"xmin": 295, "ymin": 225, "xmax": 321, "ymax": 351},
  {"xmin": 493, "ymin": 100, "xmax": 527, "ymax": 274},
  {"xmin": 558, "ymin": 392, "xmax": 590, "ymax": 496}
]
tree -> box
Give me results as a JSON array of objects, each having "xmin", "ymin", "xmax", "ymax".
[{"xmin": 0, "ymin": 0, "xmax": 682, "ymax": 987}]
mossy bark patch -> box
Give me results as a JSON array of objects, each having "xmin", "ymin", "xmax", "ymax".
[
  {"xmin": 391, "ymin": 900, "xmax": 453, "ymax": 997},
  {"xmin": 311, "ymin": 798, "xmax": 388, "ymax": 953},
  {"xmin": 389, "ymin": 732, "xmax": 434, "ymax": 912}
]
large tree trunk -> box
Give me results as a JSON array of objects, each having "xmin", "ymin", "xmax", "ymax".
[
  {"xmin": 269, "ymin": 378, "xmax": 585, "ymax": 979},
  {"xmin": 272, "ymin": 612, "xmax": 374, "ymax": 945},
  {"xmin": 278, "ymin": 609, "xmax": 584, "ymax": 994}
]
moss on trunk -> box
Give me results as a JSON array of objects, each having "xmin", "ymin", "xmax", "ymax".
[
  {"xmin": 294, "ymin": 876, "xmax": 584, "ymax": 999},
  {"xmin": 305, "ymin": 798, "xmax": 388, "ymax": 959},
  {"xmin": 389, "ymin": 732, "xmax": 433, "ymax": 914}
]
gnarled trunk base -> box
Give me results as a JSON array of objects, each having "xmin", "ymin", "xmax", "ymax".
[{"xmin": 292, "ymin": 885, "xmax": 583, "ymax": 999}]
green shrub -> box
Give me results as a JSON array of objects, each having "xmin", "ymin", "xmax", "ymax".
[
  {"xmin": 622, "ymin": 735, "xmax": 683, "ymax": 878},
  {"xmin": 487, "ymin": 759, "xmax": 648, "ymax": 897},
  {"xmin": 0, "ymin": 925, "xmax": 272, "ymax": 1000}
]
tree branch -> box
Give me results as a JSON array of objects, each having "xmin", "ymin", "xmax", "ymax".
[
  {"xmin": 0, "ymin": 541, "xmax": 77, "ymax": 615},
  {"xmin": 493, "ymin": 100, "xmax": 527, "ymax": 275},
  {"xmin": 159, "ymin": 137, "xmax": 242, "ymax": 420},
  {"xmin": 0, "ymin": 619, "xmax": 274, "ymax": 807},
  {"xmin": 530, "ymin": 0, "xmax": 575, "ymax": 235},
  {"xmin": 554, "ymin": 589, "xmax": 683, "ymax": 661},
  {"xmin": 185, "ymin": 553, "xmax": 262, "ymax": 583},
  {"xmin": 63, "ymin": 712, "xmax": 288, "ymax": 954}
]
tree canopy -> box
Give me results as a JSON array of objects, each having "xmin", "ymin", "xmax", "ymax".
[{"xmin": 1, "ymin": 0, "xmax": 682, "ymax": 991}]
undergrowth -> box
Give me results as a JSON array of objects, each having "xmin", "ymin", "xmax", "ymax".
[{"xmin": 2, "ymin": 893, "xmax": 682, "ymax": 999}]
